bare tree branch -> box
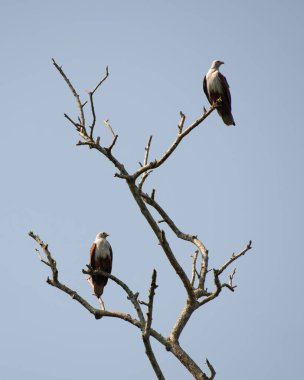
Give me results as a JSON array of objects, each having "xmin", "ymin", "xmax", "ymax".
[
  {"xmin": 206, "ymin": 358, "xmax": 216, "ymax": 380},
  {"xmin": 35, "ymin": 248, "xmax": 49, "ymax": 266},
  {"xmin": 217, "ymin": 241, "xmax": 252, "ymax": 276},
  {"xmin": 103, "ymin": 119, "xmax": 118, "ymax": 152},
  {"xmin": 52, "ymin": 59, "xmax": 86, "ymax": 132},
  {"xmin": 124, "ymin": 180, "xmax": 197, "ymax": 305},
  {"xmin": 92, "ymin": 66, "xmax": 109, "ymax": 95},
  {"xmin": 196, "ymin": 269, "xmax": 222, "ymax": 308},
  {"xmin": 132, "ymin": 100, "xmax": 221, "ymax": 180},
  {"xmin": 64, "ymin": 113, "xmax": 81, "ymax": 131},
  {"xmin": 168, "ymin": 344, "xmax": 208, "ymax": 380},
  {"xmin": 178, "ymin": 111, "xmax": 186, "ymax": 134},
  {"xmin": 138, "ymin": 135, "xmax": 153, "ymax": 192},
  {"xmin": 83, "ymin": 265, "xmax": 145, "ymax": 325},
  {"xmin": 29, "ymin": 230, "xmax": 209, "ymax": 379},
  {"xmin": 222, "ymin": 268, "xmax": 237, "ymax": 292},
  {"xmin": 88, "ymin": 91, "xmax": 96, "ymax": 139},
  {"xmin": 141, "ymin": 270, "xmax": 165, "ymax": 380},
  {"xmin": 87, "ymin": 67, "xmax": 109, "ymax": 139},
  {"xmin": 103, "ymin": 119, "xmax": 116, "ymax": 139},
  {"xmin": 29, "ymin": 231, "xmax": 142, "ymax": 323},
  {"xmin": 140, "ymin": 191, "xmax": 209, "ymax": 295},
  {"xmin": 169, "ymin": 301, "xmax": 198, "ymax": 343},
  {"xmin": 143, "ymin": 269, "xmax": 157, "ymax": 337},
  {"xmin": 191, "ymin": 251, "xmax": 199, "ymax": 286},
  {"xmin": 142, "ymin": 337, "xmax": 165, "ymax": 380}
]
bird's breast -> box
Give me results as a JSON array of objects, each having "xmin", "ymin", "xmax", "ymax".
[
  {"xmin": 206, "ymin": 71, "xmax": 222, "ymax": 94},
  {"xmin": 94, "ymin": 239, "xmax": 111, "ymax": 259}
]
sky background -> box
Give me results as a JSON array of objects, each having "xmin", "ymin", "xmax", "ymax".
[{"xmin": 1, "ymin": 0, "xmax": 303, "ymax": 379}]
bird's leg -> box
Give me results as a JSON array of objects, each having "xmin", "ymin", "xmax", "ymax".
[
  {"xmin": 98, "ymin": 297, "xmax": 105, "ymax": 310},
  {"xmin": 86, "ymin": 276, "xmax": 93, "ymax": 288},
  {"xmin": 86, "ymin": 276, "xmax": 105, "ymax": 309},
  {"xmin": 86, "ymin": 276, "xmax": 96, "ymax": 297}
]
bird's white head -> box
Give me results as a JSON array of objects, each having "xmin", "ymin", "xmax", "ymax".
[
  {"xmin": 96, "ymin": 231, "xmax": 109, "ymax": 240},
  {"xmin": 210, "ymin": 60, "xmax": 224, "ymax": 70}
]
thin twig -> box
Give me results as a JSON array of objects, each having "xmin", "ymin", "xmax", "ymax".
[
  {"xmin": 52, "ymin": 59, "xmax": 86, "ymax": 132},
  {"xmin": 229, "ymin": 268, "xmax": 236, "ymax": 285},
  {"xmin": 191, "ymin": 251, "xmax": 199, "ymax": 286},
  {"xmin": 206, "ymin": 358, "xmax": 216, "ymax": 380},
  {"xmin": 144, "ymin": 136, "xmax": 153, "ymax": 166},
  {"xmin": 92, "ymin": 66, "xmax": 109, "ymax": 95},
  {"xmin": 103, "ymin": 119, "xmax": 118, "ymax": 152},
  {"xmin": 218, "ymin": 241, "xmax": 252, "ymax": 276},
  {"xmin": 178, "ymin": 111, "xmax": 186, "ymax": 134},
  {"xmin": 222, "ymin": 268, "xmax": 237, "ymax": 292},
  {"xmin": 64, "ymin": 113, "xmax": 81, "ymax": 131},
  {"xmin": 139, "ymin": 300, "xmax": 149, "ymax": 307},
  {"xmin": 107, "ymin": 134, "xmax": 118, "ymax": 152},
  {"xmin": 89, "ymin": 92, "xmax": 96, "ymax": 139},
  {"xmin": 144, "ymin": 269, "xmax": 157, "ymax": 337},
  {"xmin": 138, "ymin": 135, "xmax": 153, "ymax": 192},
  {"xmin": 104, "ymin": 119, "xmax": 116, "ymax": 139},
  {"xmin": 141, "ymin": 270, "xmax": 165, "ymax": 380},
  {"xmin": 132, "ymin": 101, "xmax": 221, "ymax": 180},
  {"xmin": 35, "ymin": 248, "xmax": 50, "ymax": 266}
]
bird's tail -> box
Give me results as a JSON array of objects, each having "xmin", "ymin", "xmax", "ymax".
[
  {"xmin": 92, "ymin": 276, "xmax": 105, "ymax": 298},
  {"xmin": 221, "ymin": 112, "xmax": 235, "ymax": 126}
]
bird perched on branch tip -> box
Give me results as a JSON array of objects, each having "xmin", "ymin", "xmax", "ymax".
[{"xmin": 203, "ymin": 60, "xmax": 235, "ymax": 126}]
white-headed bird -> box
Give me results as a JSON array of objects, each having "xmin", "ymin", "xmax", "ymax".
[
  {"xmin": 89, "ymin": 232, "xmax": 113, "ymax": 298},
  {"xmin": 203, "ymin": 60, "xmax": 235, "ymax": 126}
]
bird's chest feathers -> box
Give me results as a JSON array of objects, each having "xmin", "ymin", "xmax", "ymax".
[
  {"xmin": 207, "ymin": 70, "xmax": 222, "ymax": 93},
  {"xmin": 94, "ymin": 240, "xmax": 111, "ymax": 260}
]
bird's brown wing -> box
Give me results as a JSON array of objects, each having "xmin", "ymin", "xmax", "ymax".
[
  {"xmin": 216, "ymin": 72, "xmax": 235, "ymax": 125},
  {"xmin": 218, "ymin": 72, "xmax": 232, "ymax": 110},
  {"xmin": 109, "ymin": 246, "xmax": 113, "ymax": 272},
  {"xmin": 89, "ymin": 242, "xmax": 106, "ymax": 298},
  {"xmin": 203, "ymin": 75, "xmax": 211, "ymax": 104},
  {"xmin": 102, "ymin": 246, "xmax": 113, "ymax": 274},
  {"xmin": 89, "ymin": 242, "xmax": 96, "ymax": 269}
]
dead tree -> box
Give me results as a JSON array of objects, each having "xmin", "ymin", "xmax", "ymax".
[{"xmin": 29, "ymin": 60, "xmax": 252, "ymax": 380}]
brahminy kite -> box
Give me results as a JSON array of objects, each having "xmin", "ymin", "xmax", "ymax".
[
  {"xmin": 89, "ymin": 232, "xmax": 113, "ymax": 298},
  {"xmin": 203, "ymin": 60, "xmax": 235, "ymax": 126}
]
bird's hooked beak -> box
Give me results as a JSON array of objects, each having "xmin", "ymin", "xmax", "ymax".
[{"xmin": 220, "ymin": 61, "xmax": 224, "ymax": 65}]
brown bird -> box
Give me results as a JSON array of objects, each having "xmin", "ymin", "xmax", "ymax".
[
  {"xmin": 89, "ymin": 232, "xmax": 113, "ymax": 298},
  {"xmin": 203, "ymin": 60, "xmax": 235, "ymax": 126}
]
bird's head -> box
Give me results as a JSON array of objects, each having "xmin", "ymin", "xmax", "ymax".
[
  {"xmin": 211, "ymin": 60, "xmax": 224, "ymax": 70},
  {"xmin": 96, "ymin": 231, "xmax": 109, "ymax": 239}
]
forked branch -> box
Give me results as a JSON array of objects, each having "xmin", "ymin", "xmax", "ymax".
[
  {"xmin": 132, "ymin": 100, "xmax": 221, "ymax": 180},
  {"xmin": 29, "ymin": 231, "xmax": 168, "ymax": 379},
  {"xmin": 52, "ymin": 59, "xmax": 86, "ymax": 131}
]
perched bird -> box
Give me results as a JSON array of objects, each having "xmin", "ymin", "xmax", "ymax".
[
  {"xmin": 89, "ymin": 232, "xmax": 113, "ymax": 298},
  {"xmin": 203, "ymin": 60, "xmax": 235, "ymax": 126}
]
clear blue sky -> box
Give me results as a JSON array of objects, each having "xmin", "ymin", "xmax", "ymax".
[{"xmin": 1, "ymin": 0, "xmax": 303, "ymax": 379}]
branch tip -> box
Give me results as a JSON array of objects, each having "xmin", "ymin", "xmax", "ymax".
[{"xmin": 206, "ymin": 358, "xmax": 216, "ymax": 379}]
